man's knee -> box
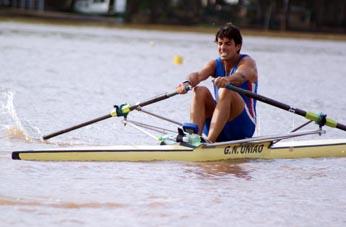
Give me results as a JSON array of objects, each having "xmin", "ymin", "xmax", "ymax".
[
  {"xmin": 193, "ymin": 86, "xmax": 211, "ymax": 100},
  {"xmin": 218, "ymin": 88, "xmax": 234, "ymax": 101}
]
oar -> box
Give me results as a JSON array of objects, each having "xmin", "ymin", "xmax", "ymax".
[
  {"xmin": 43, "ymin": 91, "xmax": 179, "ymax": 140},
  {"xmin": 225, "ymin": 83, "xmax": 346, "ymax": 131}
]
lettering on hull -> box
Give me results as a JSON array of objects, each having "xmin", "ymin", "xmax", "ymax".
[{"xmin": 224, "ymin": 144, "xmax": 264, "ymax": 155}]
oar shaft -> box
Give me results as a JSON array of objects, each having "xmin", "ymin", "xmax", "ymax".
[
  {"xmin": 226, "ymin": 84, "xmax": 346, "ymax": 131},
  {"xmin": 226, "ymin": 84, "xmax": 307, "ymax": 117},
  {"xmin": 129, "ymin": 91, "xmax": 178, "ymax": 111},
  {"xmin": 43, "ymin": 91, "xmax": 179, "ymax": 140},
  {"xmin": 337, "ymin": 123, "xmax": 346, "ymax": 131},
  {"xmin": 43, "ymin": 114, "xmax": 112, "ymax": 140}
]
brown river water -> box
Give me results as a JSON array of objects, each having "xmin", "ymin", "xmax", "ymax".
[{"xmin": 0, "ymin": 21, "xmax": 346, "ymax": 227}]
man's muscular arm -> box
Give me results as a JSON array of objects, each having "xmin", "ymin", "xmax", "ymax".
[
  {"xmin": 176, "ymin": 60, "xmax": 215, "ymax": 94},
  {"xmin": 187, "ymin": 60, "xmax": 215, "ymax": 87},
  {"xmin": 214, "ymin": 56, "xmax": 258, "ymax": 88}
]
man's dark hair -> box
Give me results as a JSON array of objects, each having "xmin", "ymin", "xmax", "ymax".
[{"xmin": 215, "ymin": 23, "xmax": 243, "ymax": 49}]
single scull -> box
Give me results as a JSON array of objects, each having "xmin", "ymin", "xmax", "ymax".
[
  {"xmin": 11, "ymin": 130, "xmax": 346, "ymax": 161},
  {"xmin": 11, "ymin": 84, "xmax": 346, "ymax": 162}
]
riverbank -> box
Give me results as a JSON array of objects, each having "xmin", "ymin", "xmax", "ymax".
[{"xmin": 1, "ymin": 8, "xmax": 345, "ymax": 41}]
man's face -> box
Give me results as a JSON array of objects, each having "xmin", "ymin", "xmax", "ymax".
[{"xmin": 217, "ymin": 37, "xmax": 241, "ymax": 60}]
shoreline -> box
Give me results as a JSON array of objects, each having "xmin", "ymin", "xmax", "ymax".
[{"xmin": 1, "ymin": 8, "xmax": 345, "ymax": 41}]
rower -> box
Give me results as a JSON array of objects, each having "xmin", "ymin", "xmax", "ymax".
[{"xmin": 176, "ymin": 22, "xmax": 258, "ymax": 143}]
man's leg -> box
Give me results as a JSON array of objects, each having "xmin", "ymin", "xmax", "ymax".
[
  {"xmin": 207, "ymin": 88, "xmax": 244, "ymax": 142},
  {"xmin": 190, "ymin": 86, "xmax": 215, "ymax": 134}
]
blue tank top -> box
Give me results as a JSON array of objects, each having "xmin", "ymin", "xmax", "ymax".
[{"xmin": 213, "ymin": 54, "xmax": 258, "ymax": 122}]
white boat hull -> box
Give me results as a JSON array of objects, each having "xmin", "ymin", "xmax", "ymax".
[{"xmin": 12, "ymin": 139, "xmax": 346, "ymax": 162}]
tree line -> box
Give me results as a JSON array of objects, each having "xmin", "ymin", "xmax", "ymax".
[
  {"xmin": 123, "ymin": 0, "xmax": 345, "ymax": 33},
  {"xmin": 1, "ymin": 0, "xmax": 345, "ymax": 33}
]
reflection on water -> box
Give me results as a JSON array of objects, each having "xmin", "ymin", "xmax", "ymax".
[{"xmin": 187, "ymin": 161, "xmax": 252, "ymax": 180}]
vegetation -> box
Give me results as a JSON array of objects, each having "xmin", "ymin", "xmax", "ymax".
[
  {"xmin": 1, "ymin": 0, "xmax": 345, "ymax": 33},
  {"xmin": 122, "ymin": 0, "xmax": 345, "ymax": 33}
]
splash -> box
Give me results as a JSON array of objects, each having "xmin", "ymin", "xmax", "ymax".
[
  {"xmin": 0, "ymin": 89, "xmax": 41, "ymax": 142},
  {"xmin": 5, "ymin": 126, "xmax": 29, "ymax": 140},
  {"xmin": 0, "ymin": 89, "xmax": 100, "ymax": 146}
]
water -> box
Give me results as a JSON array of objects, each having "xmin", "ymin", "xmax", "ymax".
[{"xmin": 1, "ymin": 21, "xmax": 346, "ymax": 227}]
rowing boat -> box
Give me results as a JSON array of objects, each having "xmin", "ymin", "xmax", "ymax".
[
  {"xmin": 11, "ymin": 84, "xmax": 346, "ymax": 162},
  {"xmin": 11, "ymin": 139, "xmax": 346, "ymax": 161},
  {"xmin": 11, "ymin": 130, "xmax": 346, "ymax": 161}
]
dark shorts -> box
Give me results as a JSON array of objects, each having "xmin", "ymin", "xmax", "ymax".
[{"xmin": 203, "ymin": 109, "xmax": 255, "ymax": 142}]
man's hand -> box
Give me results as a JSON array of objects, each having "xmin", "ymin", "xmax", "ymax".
[
  {"xmin": 213, "ymin": 77, "xmax": 229, "ymax": 88},
  {"xmin": 176, "ymin": 81, "xmax": 191, "ymax": 94}
]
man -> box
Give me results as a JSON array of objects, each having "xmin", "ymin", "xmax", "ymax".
[{"xmin": 177, "ymin": 23, "xmax": 258, "ymax": 143}]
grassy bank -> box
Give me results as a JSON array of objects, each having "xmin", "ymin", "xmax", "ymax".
[{"xmin": 1, "ymin": 9, "xmax": 345, "ymax": 41}]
